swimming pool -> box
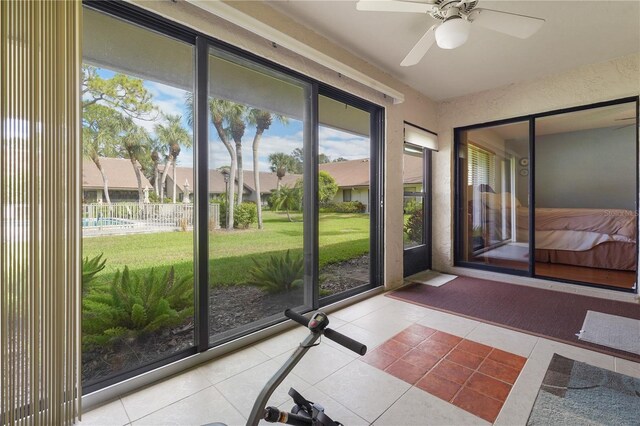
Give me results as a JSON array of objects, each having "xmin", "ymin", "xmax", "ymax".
[{"xmin": 82, "ymin": 218, "xmax": 133, "ymax": 227}]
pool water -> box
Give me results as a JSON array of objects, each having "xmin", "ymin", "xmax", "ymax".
[{"xmin": 82, "ymin": 218, "xmax": 130, "ymax": 227}]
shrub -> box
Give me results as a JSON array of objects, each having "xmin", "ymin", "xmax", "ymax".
[
  {"xmin": 234, "ymin": 202, "xmax": 257, "ymax": 229},
  {"xmin": 82, "ymin": 253, "xmax": 106, "ymax": 287},
  {"xmin": 404, "ymin": 208, "xmax": 423, "ymax": 243},
  {"xmin": 82, "ymin": 266, "xmax": 193, "ymax": 348},
  {"xmin": 148, "ymin": 192, "xmax": 172, "ymax": 204},
  {"xmin": 246, "ymin": 250, "xmax": 303, "ymax": 293},
  {"xmin": 318, "ymin": 171, "xmax": 338, "ymax": 204},
  {"xmin": 404, "ymin": 199, "xmax": 421, "ymax": 215},
  {"xmin": 320, "ymin": 201, "xmax": 366, "ymax": 213}
]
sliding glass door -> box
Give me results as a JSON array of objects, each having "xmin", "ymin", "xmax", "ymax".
[
  {"xmin": 455, "ymin": 97, "xmax": 639, "ymax": 292},
  {"xmin": 81, "ymin": 2, "xmax": 385, "ymax": 392},
  {"xmin": 456, "ymin": 120, "xmax": 530, "ymax": 272}
]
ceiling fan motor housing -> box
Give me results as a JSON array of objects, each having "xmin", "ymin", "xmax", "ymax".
[{"xmin": 431, "ymin": 0, "xmax": 479, "ymax": 20}]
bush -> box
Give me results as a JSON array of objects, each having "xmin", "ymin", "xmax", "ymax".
[
  {"xmin": 404, "ymin": 208, "xmax": 423, "ymax": 243},
  {"xmin": 246, "ymin": 250, "xmax": 303, "ymax": 293},
  {"xmin": 404, "ymin": 199, "xmax": 421, "ymax": 215},
  {"xmin": 320, "ymin": 201, "xmax": 366, "ymax": 213},
  {"xmin": 234, "ymin": 202, "xmax": 257, "ymax": 229},
  {"xmin": 82, "ymin": 266, "xmax": 193, "ymax": 348},
  {"xmin": 82, "ymin": 253, "xmax": 106, "ymax": 288},
  {"xmin": 318, "ymin": 171, "xmax": 338, "ymax": 204},
  {"xmin": 148, "ymin": 192, "xmax": 172, "ymax": 204}
]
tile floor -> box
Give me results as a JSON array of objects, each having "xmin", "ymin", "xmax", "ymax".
[{"xmin": 79, "ymin": 292, "xmax": 640, "ymax": 425}]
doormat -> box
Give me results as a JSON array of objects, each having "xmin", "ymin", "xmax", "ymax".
[
  {"xmin": 404, "ymin": 270, "xmax": 457, "ymax": 287},
  {"xmin": 578, "ymin": 311, "xmax": 640, "ymax": 356},
  {"xmin": 527, "ymin": 353, "xmax": 640, "ymax": 425}
]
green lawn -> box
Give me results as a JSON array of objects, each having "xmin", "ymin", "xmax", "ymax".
[{"xmin": 83, "ymin": 211, "xmax": 370, "ymax": 287}]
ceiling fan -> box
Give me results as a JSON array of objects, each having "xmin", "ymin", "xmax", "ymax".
[
  {"xmin": 615, "ymin": 116, "xmax": 638, "ymax": 130},
  {"xmin": 356, "ymin": 0, "xmax": 546, "ymax": 66}
]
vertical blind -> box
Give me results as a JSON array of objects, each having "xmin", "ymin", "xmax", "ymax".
[
  {"xmin": 1, "ymin": 0, "xmax": 82, "ymax": 424},
  {"xmin": 467, "ymin": 143, "xmax": 496, "ymax": 188}
]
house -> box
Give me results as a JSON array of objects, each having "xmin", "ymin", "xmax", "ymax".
[
  {"xmin": 82, "ymin": 157, "xmax": 152, "ymax": 203},
  {"xmin": 4, "ymin": 1, "xmax": 639, "ymax": 425},
  {"xmin": 162, "ymin": 166, "xmax": 302, "ymax": 202}
]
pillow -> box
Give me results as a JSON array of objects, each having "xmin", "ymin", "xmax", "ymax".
[{"xmin": 482, "ymin": 192, "xmax": 521, "ymax": 210}]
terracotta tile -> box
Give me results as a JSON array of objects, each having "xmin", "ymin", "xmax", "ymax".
[
  {"xmin": 385, "ymin": 359, "xmax": 429, "ymax": 385},
  {"xmin": 466, "ymin": 372, "xmax": 512, "ymax": 402},
  {"xmin": 478, "ymin": 358, "xmax": 521, "ymax": 385},
  {"xmin": 445, "ymin": 348, "xmax": 484, "ymax": 370},
  {"xmin": 417, "ymin": 339, "xmax": 454, "ymax": 358},
  {"xmin": 488, "ymin": 348, "xmax": 527, "ymax": 371},
  {"xmin": 429, "ymin": 331, "xmax": 463, "ymax": 347},
  {"xmin": 361, "ymin": 349, "xmax": 397, "ymax": 370},
  {"xmin": 392, "ymin": 330, "xmax": 427, "ymax": 347},
  {"xmin": 401, "ymin": 348, "xmax": 440, "ymax": 371},
  {"xmin": 456, "ymin": 339, "xmax": 493, "ymax": 357},
  {"xmin": 378, "ymin": 339, "xmax": 412, "ymax": 358},
  {"xmin": 452, "ymin": 387, "xmax": 503, "ymax": 423},
  {"xmin": 405, "ymin": 323, "xmax": 437, "ymax": 339},
  {"xmin": 416, "ymin": 372, "xmax": 461, "ymax": 402},
  {"xmin": 430, "ymin": 359, "xmax": 474, "ymax": 385}
]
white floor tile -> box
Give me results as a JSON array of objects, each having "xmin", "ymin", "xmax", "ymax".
[
  {"xmin": 315, "ymin": 360, "xmax": 410, "ymax": 423},
  {"xmin": 132, "ymin": 386, "xmax": 244, "ymax": 426},
  {"xmin": 374, "ymin": 387, "xmax": 490, "ymax": 426},
  {"xmin": 351, "ymin": 309, "xmax": 413, "ymax": 340},
  {"xmin": 327, "ymin": 323, "xmax": 391, "ymax": 354},
  {"xmin": 120, "ymin": 368, "xmax": 211, "ymax": 421},
  {"xmin": 371, "ymin": 300, "xmax": 431, "ymax": 323},
  {"xmin": 215, "ymin": 358, "xmax": 311, "ymax": 418},
  {"xmin": 416, "ymin": 308, "xmax": 480, "ymax": 338},
  {"xmin": 198, "ymin": 346, "xmax": 270, "ymax": 384},
  {"xmin": 330, "ymin": 295, "xmax": 393, "ymax": 323},
  {"xmin": 465, "ymin": 323, "xmax": 538, "ymax": 357},
  {"xmin": 252, "ymin": 326, "xmax": 310, "ymax": 358},
  {"xmin": 273, "ymin": 341, "xmax": 357, "ymax": 385},
  {"xmin": 79, "ymin": 399, "xmax": 130, "ymax": 426}
]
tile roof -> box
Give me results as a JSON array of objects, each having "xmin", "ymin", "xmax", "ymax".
[{"xmin": 83, "ymin": 157, "xmax": 152, "ymax": 190}]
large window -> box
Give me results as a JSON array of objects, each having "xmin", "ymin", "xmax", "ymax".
[
  {"xmin": 81, "ymin": 3, "xmax": 384, "ymax": 392},
  {"xmin": 81, "ymin": 8, "xmax": 195, "ymax": 390},
  {"xmin": 455, "ymin": 98, "xmax": 639, "ymax": 292}
]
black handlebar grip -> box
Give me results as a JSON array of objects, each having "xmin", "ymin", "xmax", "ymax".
[
  {"xmin": 324, "ymin": 328, "xmax": 367, "ymax": 356},
  {"xmin": 284, "ymin": 309, "xmax": 310, "ymax": 327}
]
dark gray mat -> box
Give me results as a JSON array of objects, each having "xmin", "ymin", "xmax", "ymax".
[{"xmin": 527, "ymin": 353, "xmax": 640, "ymax": 426}]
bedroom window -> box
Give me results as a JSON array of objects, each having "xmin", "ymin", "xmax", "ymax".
[{"xmin": 455, "ymin": 97, "xmax": 639, "ymax": 293}]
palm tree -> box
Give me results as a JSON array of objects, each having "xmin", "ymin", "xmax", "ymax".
[
  {"xmin": 82, "ymin": 103, "xmax": 122, "ymax": 207},
  {"xmin": 149, "ymin": 137, "xmax": 166, "ymax": 197},
  {"xmin": 227, "ymin": 105, "xmax": 247, "ymax": 206},
  {"xmin": 209, "ymin": 99, "xmax": 240, "ymax": 230},
  {"xmin": 247, "ymin": 109, "xmax": 288, "ymax": 229},
  {"xmin": 271, "ymin": 185, "xmax": 301, "ymax": 222},
  {"xmin": 269, "ymin": 152, "xmax": 296, "ymax": 191},
  {"xmin": 120, "ymin": 118, "xmax": 150, "ymax": 205},
  {"xmin": 154, "ymin": 114, "xmax": 191, "ymax": 202}
]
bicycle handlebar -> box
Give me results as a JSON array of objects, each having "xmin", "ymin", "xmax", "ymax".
[{"xmin": 284, "ymin": 309, "xmax": 367, "ymax": 356}]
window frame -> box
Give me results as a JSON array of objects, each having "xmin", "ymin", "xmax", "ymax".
[{"xmin": 82, "ymin": 0, "xmax": 386, "ymax": 393}]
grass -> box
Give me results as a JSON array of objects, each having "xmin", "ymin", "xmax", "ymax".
[{"xmin": 83, "ymin": 211, "xmax": 370, "ymax": 287}]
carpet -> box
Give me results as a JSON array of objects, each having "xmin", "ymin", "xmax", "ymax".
[
  {"xmin": 388, "ymin": 276, "xmax": 640, "ymax": 363},
  {"xmin": 527, "ymin": 354, "xmax": 640, "ymax": 425},
  {"xmin": 579, "ymin": 311, "xmax": 640, "ymax": 356},
  {"xmin": 404, "ymin": 270, "xmax": 457, "ymax": 287}
]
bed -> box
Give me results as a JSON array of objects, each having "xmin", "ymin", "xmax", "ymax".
[{"xmin": 469, "ymin": 188, "xmax": 638, "ymax": 271}]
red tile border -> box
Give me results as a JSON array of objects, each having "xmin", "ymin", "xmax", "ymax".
[{"xmin": 365, "ymin": 324, "xmax": 528, "ymax": 423}]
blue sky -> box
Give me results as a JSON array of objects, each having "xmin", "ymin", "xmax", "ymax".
[{"xmin": 89, "ymin": 67, "xmax": 369, "ymax": 172}]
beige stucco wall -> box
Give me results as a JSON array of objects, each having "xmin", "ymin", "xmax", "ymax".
[
  {"xmin": 130, "ymin": 0, "xmax": 438, "ymax": 290},
  {"xmin": 433, "ymin": 53, "xmax": 640, "ymax": 273}
]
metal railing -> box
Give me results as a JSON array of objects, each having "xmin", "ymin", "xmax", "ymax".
[{"xmin": 82, "ymin": 203, "xmax": 220, "ymax": 230}]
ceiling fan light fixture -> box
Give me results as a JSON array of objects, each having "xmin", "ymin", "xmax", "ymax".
[{"xmin": 435, "ymin": 16, "xmax": 471, "ymax": 49}]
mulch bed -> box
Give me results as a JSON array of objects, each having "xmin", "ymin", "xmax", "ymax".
[{"xmin": 82, "ymin": 255, "xmax": 370, "ymax": 385}]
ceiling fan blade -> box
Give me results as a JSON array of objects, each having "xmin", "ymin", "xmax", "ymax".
[
  {"xmin": 470, "ymin": 8, "xmax": 545, "ymax": 39},
  {"xmin": 401, "ymin": 25, "xmax": 437, "ymax": 67},
  {"xmin": 356, "ymin": 0, "xmax": 437, "ymax": 14},
  {"xmin": 615, "ymin": 117, "xmax": 635, "ymax": 121}
]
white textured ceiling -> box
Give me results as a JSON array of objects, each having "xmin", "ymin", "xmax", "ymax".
[{"xmin": 267, "ymin": 0, "xmax": 640, "ymax": 101}]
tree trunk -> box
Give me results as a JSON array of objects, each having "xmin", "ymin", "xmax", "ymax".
[
  {"xmin": 159, "ymin": 155, "xmax": 173, "ymax": 202},
  {"xmin": 236, "ymin": 141, "xmax": 243, "ymax": 206},
  {"xmin": 276, "ymin": 177, "xmax": 282, "ymax": 191},
  {"xmin": 285, "ymin": 209, "xmax": 292, "ymax": 222},
  {"xmin": 172, "ymin": 158, "xmax": 178, "ymax": 204},
  {"xmin": 154, "ymin": 163, "xmax": 160, "ymax": 196},
  {"xmin": 213, "ymin": 121, "xmax": 236, "ymax": 230},
  {"xmin": 252, "ymin": 130, "xmax": 264, "ymax": 229},
  {"xmin": 130, "ymin": 158, "xmax": 144, "ymax": 207},
  {"xmin": 94, "ymin": 157, "xmax": 112, "ymax": 207}
]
